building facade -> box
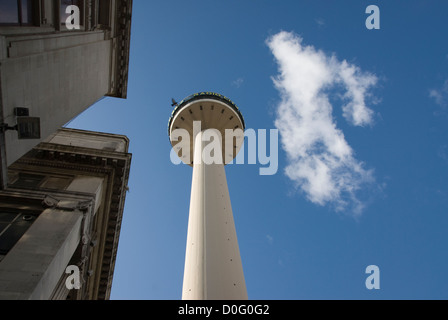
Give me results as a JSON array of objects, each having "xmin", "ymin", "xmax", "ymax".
[
  {"xmin": 0, "ymin": 0, "xmax": 133, "ymax": 188},
  {"xmin": 0, "ymin": 0, "xmax": 134, "ymax": 300},
  {"xmin": 0, "ymin": 128, "xmax": 132, "ymax": 300}
]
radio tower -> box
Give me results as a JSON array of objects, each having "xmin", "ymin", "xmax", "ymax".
[{"xmin": 168, "ymin": 92, "xmax": 247, "ymax": 300}]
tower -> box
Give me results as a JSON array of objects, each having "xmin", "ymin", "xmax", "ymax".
[{"xmin": 168, "ymin": 92, "xmax": 247, "ymax": 300}]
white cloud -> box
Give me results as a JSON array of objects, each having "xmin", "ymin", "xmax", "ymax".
[
  {"xmin": 267, "ymin": 31, "xmax": 378, "ymax": 215},
  {"xmin": 232, "ymin": 77, "xmax": 244, "ymax": 88},
  {"xmin": 430, "ymin": 79, "xmax": 448, "ymax": 108},
  {"xmin": 430, "ymin": 89, "xmax": 444, "ymax": 106},
  {"xmin": 337, "ymin": 60, "xmax": 377, "ymax": 126},
  {"xmin": 438, "ymin": 145, "xmax": 448, "ymax": 163},
  {"xmin": 315, "ymin": 18, "xmax": 325, "ymax": 27}
]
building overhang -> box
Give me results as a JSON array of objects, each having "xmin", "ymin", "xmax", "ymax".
[
  {"xmin": 7, "ymin": 128, "xmax": 132, "ymax": 300},
  {"xmin": 108, "ymin": 0, "xmax": 133, "ymax": 99}
]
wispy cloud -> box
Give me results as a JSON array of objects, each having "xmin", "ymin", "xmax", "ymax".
[
  {"xmin": 266, "ymin": 234, "xmax": 274, "ymax": 245},
  {"xmin": 438, "ymin": 145, "xmax": 448, "ymax": 163},
  {"xmin": 315, "ymin": 18, "xmax": 325, "ymax": 28},
  {"xmin": 232, "ymin": 77, "xmax": 244, "ymax": 88},
  {"xmin": 429, "ymin": 79, "xmax": 448, "ymax": 114},
  {"xmin": 267, "ymin": 31, "xmax": 378, "ymax": 215}
]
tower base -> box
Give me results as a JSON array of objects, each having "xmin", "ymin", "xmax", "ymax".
[{"xmin": 181, "ymin": 131, "xmax": 247, "ymax": 300}]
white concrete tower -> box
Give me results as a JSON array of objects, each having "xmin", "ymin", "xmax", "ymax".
[{"xmin": 168, "ymin": 92, "xmax": 247, "ymax": 300}]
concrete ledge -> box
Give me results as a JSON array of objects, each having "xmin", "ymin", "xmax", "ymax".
[{"xmin": 0, "ymin": 209, "xmax": 83, "ymax": 300}]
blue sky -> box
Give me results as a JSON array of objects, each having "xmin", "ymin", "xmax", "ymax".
[{"xmin": 69, "ymin": 1, "xmax": 448, "ymax": 300}]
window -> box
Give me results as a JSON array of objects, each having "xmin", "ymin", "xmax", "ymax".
[
  {"xmin": 9, "ymin": 172, "xmax": 73, "ymax": 190},
  {"xmin": 97, "ymin": 0, "xmax": 111, "ymax": 27},
  {"xmin": 0, "ymin": 210, "xmax": 40, "ymax": 256},
  {"xmin": 0, "ymin": 0, "xmax": 35, "ymax": 26},
  {"xmin": 40, "ymin": 176, "xmax": 73, "ymax": 190},
  {"xmin": 60, "ymin": 0, "xmax": 83, "ymax": 28},
  {"xmin": 10, "ymin": 173, "xmax": 45, "ymax": 189}
]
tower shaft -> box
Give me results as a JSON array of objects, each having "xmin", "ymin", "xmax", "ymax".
[{"xmin": 182, "ymin": 131, "xmax": 247, "ymax": 300}]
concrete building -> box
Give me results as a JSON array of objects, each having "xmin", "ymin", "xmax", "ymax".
[
  {"xmin": 0, "ymin": 0, "xmax": 133, "ymax": 188},
  {"xmin": 0, "ymin": 0, "xmax": 133, "ymax": 300},
  {"xmin": 0, "ymin": 128, "xmax": 132, "ymax": 300}
]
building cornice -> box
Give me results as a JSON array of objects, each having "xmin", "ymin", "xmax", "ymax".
[{"xmin": 109, "ymin": 0, "xmax": 133, "ymax": 99}]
